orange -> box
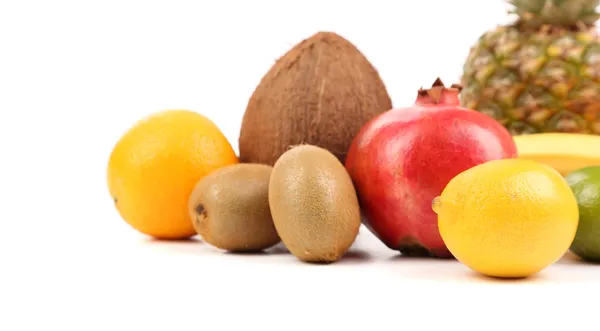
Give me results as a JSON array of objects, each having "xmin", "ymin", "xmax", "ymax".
[{"xmin": 107, "ymin": 109, "xmax": 238, "ymax": 239}]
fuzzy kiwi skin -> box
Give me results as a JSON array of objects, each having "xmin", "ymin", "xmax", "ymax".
[
  {"xmin": 188, "ymin": 163, "xmax": 280, "ymax": 252},
  {"xmin": 268, "ymin": 144, "xmax": 361, "ymax": 263}
]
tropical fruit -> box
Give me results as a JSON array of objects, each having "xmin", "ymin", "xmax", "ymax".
[
  {"xmin": 107, "ymin": 110, "xmax": 238, "ymax": 240},
  {"xmin": 345, "ymin": 79, "xmax": 518, "ymax": 258},
  {"xmin": 238, "ymin": 31, "xmax": 392, "ymax": 166},
  {"xmin": 187, "ymin": 163, "xmax": 280, "ymax": 252},
  {"xmin": 461, "ymin": 0, "xmax": 600, "ymax": 135},
  {"xmin": 434, "ymin": 158, "xmax": 579, "ymax": 278},
  {"xmin": 565, "ymin": 166, "xmax": 600, "ymax": 262},
  {"xmin": 513, "ymin": 133, "xmax": 600, "ymax": 175},
  {"xmin": 269, "ymin": 144, "xmax": 361, "ymax": 263}
]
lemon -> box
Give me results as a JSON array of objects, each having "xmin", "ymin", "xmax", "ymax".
[{"xmin": 433, "ymin": 158, "xmax": 579, "ymax": 278}]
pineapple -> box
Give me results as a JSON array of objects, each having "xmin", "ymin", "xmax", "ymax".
[{"xmin": 461, "ymin": 0, "xmax": 600, "ymax": 135}]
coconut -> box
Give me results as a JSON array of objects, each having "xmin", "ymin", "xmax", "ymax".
[{"xmin": 238, "ymin": 31, "xmax": 392, "ymax": 166}]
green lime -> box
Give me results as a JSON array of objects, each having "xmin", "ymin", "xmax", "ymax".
[{"xmin": 565, "ymin": 166, "xmax": 600, "ymax": 262}]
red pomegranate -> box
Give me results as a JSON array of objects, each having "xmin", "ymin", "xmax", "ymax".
[{"xmin": 345, "ymin": 78, "xmax": 518, "ymax": 258}]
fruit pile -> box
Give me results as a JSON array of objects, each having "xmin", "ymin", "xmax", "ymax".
[{"xmin": 107, "ymin": 0, "xmax": 600, "ymax": 279}]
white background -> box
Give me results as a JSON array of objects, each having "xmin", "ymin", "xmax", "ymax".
[{"xmin": 2, "ymin": 0, "xmax": 600, "ymax": 330}]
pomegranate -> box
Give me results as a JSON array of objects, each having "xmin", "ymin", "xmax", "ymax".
[{"xmin": 345, "ymin": 78, "xmax": 518, "ymax": 258}]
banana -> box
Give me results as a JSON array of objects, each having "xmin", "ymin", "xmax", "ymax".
[{"xmin": 513, "ymin": 133, "xmax": 600, "ymax": 176}]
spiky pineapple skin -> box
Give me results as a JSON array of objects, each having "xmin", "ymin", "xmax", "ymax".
[{"xmin": 461, "ymin": 25, "xmax": 600, "ymax": 135}]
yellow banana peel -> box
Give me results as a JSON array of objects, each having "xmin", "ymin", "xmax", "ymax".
[{"xmin": 513, "ymin": 133, "xmax": 600, "ymax": 176}]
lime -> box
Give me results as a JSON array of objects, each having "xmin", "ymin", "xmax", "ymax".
[{"xmin": 565, "ymin": 166, "xmax": 600, "ymax": 262}]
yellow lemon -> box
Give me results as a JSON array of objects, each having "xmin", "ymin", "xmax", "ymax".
[{"xmin": 433, "ymin": 158, "xmax": 579, "ymax": 278}]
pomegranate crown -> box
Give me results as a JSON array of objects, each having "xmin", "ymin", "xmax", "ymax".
[{"xmin": 416, "ymin": 78, "xmax": 463, "ymax": 105}]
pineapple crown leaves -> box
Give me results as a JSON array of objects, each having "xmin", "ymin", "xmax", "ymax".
[{"xmin": 508, "ymin": 0, "xmax": 600, "ymax": 28}]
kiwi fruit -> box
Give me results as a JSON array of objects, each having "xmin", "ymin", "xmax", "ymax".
[
  {"xmin": 188, "ymin": 163, "xmax": 280, "ymax": 252},
  {"xmin": 268, "ymin": 144, "xmax": 361, "ymax": 263},
  {"xmin": 238, "ymin": 31, "xmax": 392, "ymax": 166}
]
